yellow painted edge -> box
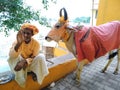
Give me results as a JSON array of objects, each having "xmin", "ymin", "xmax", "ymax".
[{"xmin": 0, "ymin": 59, "xmax": 77, "ymax": 90}]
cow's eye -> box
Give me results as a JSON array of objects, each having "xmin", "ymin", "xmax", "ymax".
[{"xmin": 55, "ymin": 24, "xmax": 60, "ymax": 29}]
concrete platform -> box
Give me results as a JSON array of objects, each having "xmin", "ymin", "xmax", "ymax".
[{"xmin": 0, "ymin": 53, "xmax": 77, "ymax": 90}]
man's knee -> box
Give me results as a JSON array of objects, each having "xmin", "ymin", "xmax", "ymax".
[{"xmin": 34, "ymin": 53, "xmax": 46, "ymax": 61}]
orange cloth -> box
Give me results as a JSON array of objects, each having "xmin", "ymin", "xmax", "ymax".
[
  {"xmin": 75, "ymin": 21, "xmax": 120, "ymax": 62},
  {"xmin": 9, "ymin": 38, "xmax": 40, "ymax": 60},
  {"xmin": 21, "ymin": 23, "xmax": 39, "ymax": 35}
]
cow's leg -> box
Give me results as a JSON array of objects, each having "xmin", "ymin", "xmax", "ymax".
[
  {"xmin": 101, "ymin": 51, "xmax": 114, "ymax": 73},
  {"xmin": 76, "ymin": 59, "xmax": 89, "ymax": 82},
  {"xmin": 113, "ymin": 49, "xmax": 120, "ymax": 74}
]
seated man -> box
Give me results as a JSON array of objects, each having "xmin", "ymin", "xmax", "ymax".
[{"xmin": 8, "ymin": 23, "xmax": 49, "ymax": 87}]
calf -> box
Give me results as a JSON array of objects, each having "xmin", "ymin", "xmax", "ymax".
[{"xmin": 45, "ymin": 8, "xmax": 120, "ymax": 82}]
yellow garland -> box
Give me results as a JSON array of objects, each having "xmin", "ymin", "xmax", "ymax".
[
  {"xmin": 62, "ymin": 30, "xmax": 70, "ymax": 42},
  {"xmin": 58, "ymin": 16, "xmax": 69, "ymax": 41},
  {"xmin": 58, "ymin": 16, "xmax": 68, "ymax": 23}
]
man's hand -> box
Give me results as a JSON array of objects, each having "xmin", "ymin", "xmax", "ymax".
[
  {"xmin": 26, "ymin": 58, "xmax": 33, "ymax": 65},
  {"xmin": 14, "ymin": 59, "xmax": 28, "ymax": 71},
  {"xmin": 17, "ymin": 30, "xmax": 24, "ymax": 44},
  {"xmin": 14, "ymin": 30, "xmax": 24, "ymax": 52}
]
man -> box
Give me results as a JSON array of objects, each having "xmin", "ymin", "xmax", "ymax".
[{"xmin": 8, "ymin": 23, "xmax": 49, "ymax": 87}]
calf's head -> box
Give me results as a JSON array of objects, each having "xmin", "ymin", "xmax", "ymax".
[{"xmin": 45, "ymin": 8, "xmax": 73, "ymax": 42}]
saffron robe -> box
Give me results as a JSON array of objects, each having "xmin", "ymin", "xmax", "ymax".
[
  {"xmin": 9, "ymin": 38, "xmax": 40, "ymax": 59},
  {"xmin": 8, "ymin": 38, "xmax": 49, "ymax": 87}
]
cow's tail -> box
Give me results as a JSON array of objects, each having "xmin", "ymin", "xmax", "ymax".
[{"xmin": 108, "ymin": 51, "xmax": 118, "ymax": 59}]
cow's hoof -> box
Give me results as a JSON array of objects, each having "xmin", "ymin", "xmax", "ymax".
[
  {"xmin": 100, "ymin": 69, "xmax": 105, "ymax": 73},
  {"xmin": 75, "ymin": 77, "xmax": 80, "ymax": 83},
  {"xmin": 75, "ymin": 79, "xmax": 80, "ymax": 86},
  {"xmin": 72, "ymin": 73, "xmax": 77, "ymax": 80},
  {"xmin": 113, "ymin": 71, "xmax": 118, "ymax": 75}
]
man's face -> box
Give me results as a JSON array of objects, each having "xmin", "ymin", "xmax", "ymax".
[{"xmin": 22, "ymin": 28, "xmax": 33, "ymax": 43}]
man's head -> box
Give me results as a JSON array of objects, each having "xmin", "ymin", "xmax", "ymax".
[
  {"xmin": 21, "ymin": 23, "xmax": 39, "ymax": 35},
  {"xmin": 20, "ymin": 23, "xmax": 39, "ymax": 43}
]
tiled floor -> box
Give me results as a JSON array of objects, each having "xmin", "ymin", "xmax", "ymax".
[{"xmin": 42, "ymin": 54, "xmax": 120, "ymax": 90}]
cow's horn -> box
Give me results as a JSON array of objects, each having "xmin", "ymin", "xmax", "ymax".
[
  {"xmin": 59, "ymin": 8, "xmax": 62, "ymax": 17},
  {"xmin": 63, "ymin": 8, "xmax": 68, "ymax": 20},
  {"xmin": 59, "ymin": 8, "xmax": 68, "ymax": 21}
]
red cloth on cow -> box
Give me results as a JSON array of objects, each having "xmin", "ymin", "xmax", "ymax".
[{"xmin": 75, "ymin": 21, "xmax": 120, "ymax": 62}]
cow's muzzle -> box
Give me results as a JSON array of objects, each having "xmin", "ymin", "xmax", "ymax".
[{"xmin": 45, "ymin": 36, "xmax": 52, "ymax": 42}]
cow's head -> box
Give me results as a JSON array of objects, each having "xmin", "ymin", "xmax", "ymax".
[{"xmin": 45, "ymin": 8, "xmax": 74, "ymax": 42}]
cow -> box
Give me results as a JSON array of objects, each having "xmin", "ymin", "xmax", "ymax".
[{"xmin": 45, "ymin": 8, "xmax": 120, "ymax": 82}]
